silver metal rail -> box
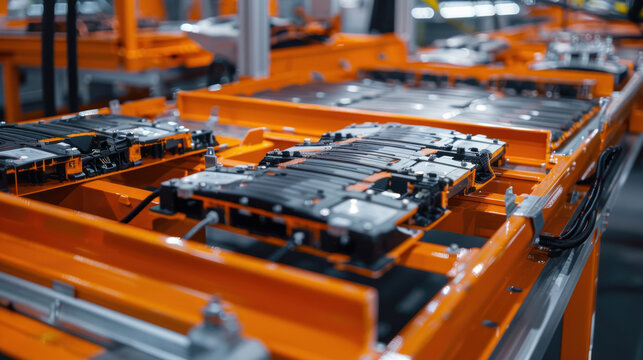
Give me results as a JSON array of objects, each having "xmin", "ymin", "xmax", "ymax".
[
  {"xmin": 490, "ymin": 132, "xmax": 643, "ymax": 359},
  {"xmin": 556, "ymin": 66, "xmax": 643, "ymax": 156},
  {"xmin": 0, "ymin": 272, "xmax": 268, "ymax": 360}
]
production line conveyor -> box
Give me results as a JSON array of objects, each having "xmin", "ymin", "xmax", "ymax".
[{"xmin": 1, "ymin": 7, "xmax": 643, "ymax": 359}]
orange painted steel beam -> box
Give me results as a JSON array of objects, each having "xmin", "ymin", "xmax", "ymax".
[
  {"xmin": 386, "ymin": 120, "xmax": 605, "ymax": 359},
  {"xmin": 177, "ymin": 91, "xmax": 552, "ymax": 165},
  {"xmin": 396, "ymin": 241, "xmax": 464, "ymax": 275},
  {"xmin": 0, "ymin": 308, "xmax": 104, "ymax": 360},
  {"xmin": 1, "ymin": 56, "xmax": 20, "ymax": 123},
  {"xmin": 561, "ymin": 236, "xmax": 601, "ymax": 360},
  {"xmin": 114, "ymin": 0, "xmax": 137, "ymax": 53},
  {"xmin": 0, "ymin": 192, "xmax": 379, "ymax": 360}
]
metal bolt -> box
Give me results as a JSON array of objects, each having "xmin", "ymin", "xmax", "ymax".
[
  {"xmin": 47, "ymin": 299, "xmax": 61, "ymax": 324},
  {"xmin": 293, "ymin": 231, "xmax": 305, "ymax": 246},
  {"xmin": 446, "ymin": 243, "xmax": 459, "ymax": 254},
  {"xmin": 482, "ymin": 320, "xmax": 499, "ymax": 328},
  {"xmin": 203, "ymin": 297, "xmax": 224, "ymax": 323},
  {"xmin": 239, "ymin": 197, "xmax": 249, "ymax": 205}
]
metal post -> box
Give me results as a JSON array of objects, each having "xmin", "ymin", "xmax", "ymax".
[
  {"xmin": 201, "ymin": 0, "xmax": 220, "ymax": 17},
  {"xmin": 237, "ymin": 0, "xmax": 270, "ymax": 78},
  {"xmin": 394, "ymin": 0, "xmax": 416, "ymax": 55},
  {"xmin": 305, "ymin": 0, "xmax": 340, "ymax": 19}
]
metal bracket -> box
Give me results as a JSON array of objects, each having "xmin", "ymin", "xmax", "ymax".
[
  {"xmin": 207, "ymin": 106, "xmax": 219, "ymax": 124},
  {"xmin": 504, "ymin": 186, "xmax": 517, "ymax": 218},
  {"xmin": 505, "ymin": 187, "xmax": 545, "ymax": 236},
  {"xmin": 188, "ymin": 296, "xmax": 269, "ymax": 360},
  {"xmin": 109, "ymin": 99, "xmax": 121, "ymax": 114},
  {"xmin": 597, "ymin": 96, "xmax": 612, "ymax": 132},
  {"xmin": 0, "ymin": 272, "xmax": 269, "ymax": 360},
  {"xmin": 52, "ymin": 280, "xmax": 75, "ymax": 297}
]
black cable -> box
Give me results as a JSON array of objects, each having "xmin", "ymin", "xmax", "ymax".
[
  {"xmin": 120, "ymin": 188, "xmax": 161, "ymax": 223},
  {"xmin": 267, "ymin": 240, "xmax": 296, "ymax": 262},
  {"xmin": 182, "ymin": 211, "xmax": 220, "ymax": 240},
  {"xmin": 267, "ymin": 231, "xmax": 305, "ymax": 262},
  {"xmin": 551, "ymin": 146, "xmax": 614, "ymax": 240},
  {"xmin": 539, "ymin": 148, "xmax": 615, "ymax": 248},
  {"xmin": 41, "ymin": 0, "xmax": 56, "ymax": 117},
  {"xmin": 66, "ymin": 0, "xmax": 79, "ymax": 113},
  {"xmin": 539, "ymin": 146, "xmax": 623, "ymax": 250}
]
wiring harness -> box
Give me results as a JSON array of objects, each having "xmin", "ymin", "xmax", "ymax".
[{"xmin": 538, "ymin": 146, "xmax": 623, "ymax": 251}]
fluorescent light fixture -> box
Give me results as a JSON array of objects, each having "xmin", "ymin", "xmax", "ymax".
[
  {"xmin": 411, "ymin": 6, "xmax": 436, "ymax": 19},
  {"xmin": 440, "ymin": 2, "xmax": 476, "ymax": 19},
  {"xmin": 439, "ymin": 1, "xmax": 520, "ymax": 18},
  {"xmin": 495, "ymin": 1, "xmax": 521, "ymax": 15},
  {"xmin": 474, "ymin": 2, "xmax": 496, "ymax": 16}
]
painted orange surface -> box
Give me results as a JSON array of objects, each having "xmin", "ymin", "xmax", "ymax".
[{"xmin": 0, "ymin": 4, "xmax": 641, "ymax": 359}]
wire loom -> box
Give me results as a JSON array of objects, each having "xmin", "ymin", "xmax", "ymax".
[{"xmin": 539, "ymin": 145, "xmax": 624, "ymax": 251}]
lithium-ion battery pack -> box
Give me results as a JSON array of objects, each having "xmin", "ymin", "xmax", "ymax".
[
  {"xmin": 0, "ymin": 114, "xmax": 216, "ymax": 193},
  {"xmin": 250, "ymin": 75, "xmax": 598, "ymax": 144},
  {"xmin": 156, "ymin": 123, "xmax": 505, "ymax": 275}
]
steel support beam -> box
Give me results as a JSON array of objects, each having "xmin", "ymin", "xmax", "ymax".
[
  {"xmin": 394, "ymin": 0, "xmax": 416, "ymax": 54},
  {"xmin": 237, "ymin": 0, "xmax": 270, "ymax": 78}
]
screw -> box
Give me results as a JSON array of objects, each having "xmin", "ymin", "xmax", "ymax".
[
  {"xmin": 293, "ymin": 231, "xmax": 305, "ymax": 246},
  {"xmin": 482, "ymin": 320, "xmax": 499, "ymax": 328},
  {"xmin": 447, "ymin": 243, "xmax": 459, "ymax": 254}
]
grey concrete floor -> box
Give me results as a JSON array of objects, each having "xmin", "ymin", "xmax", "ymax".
[{"xmin": 593, "ymin": 150, "xmax": 643, "ymax": 360}]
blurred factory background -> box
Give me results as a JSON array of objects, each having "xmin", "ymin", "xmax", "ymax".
[{"xmin": 0, "ymin": 0, "xmax": 532, "ymax": 122}]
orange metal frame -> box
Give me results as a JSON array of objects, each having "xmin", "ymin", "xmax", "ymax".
[
  {"xmin": 0, "ymin": 0, "xmax": 213, "ymax": 122},
  {"xmin": 0, "ymin": 5, "xmax": 642, "ymax": 360}
]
